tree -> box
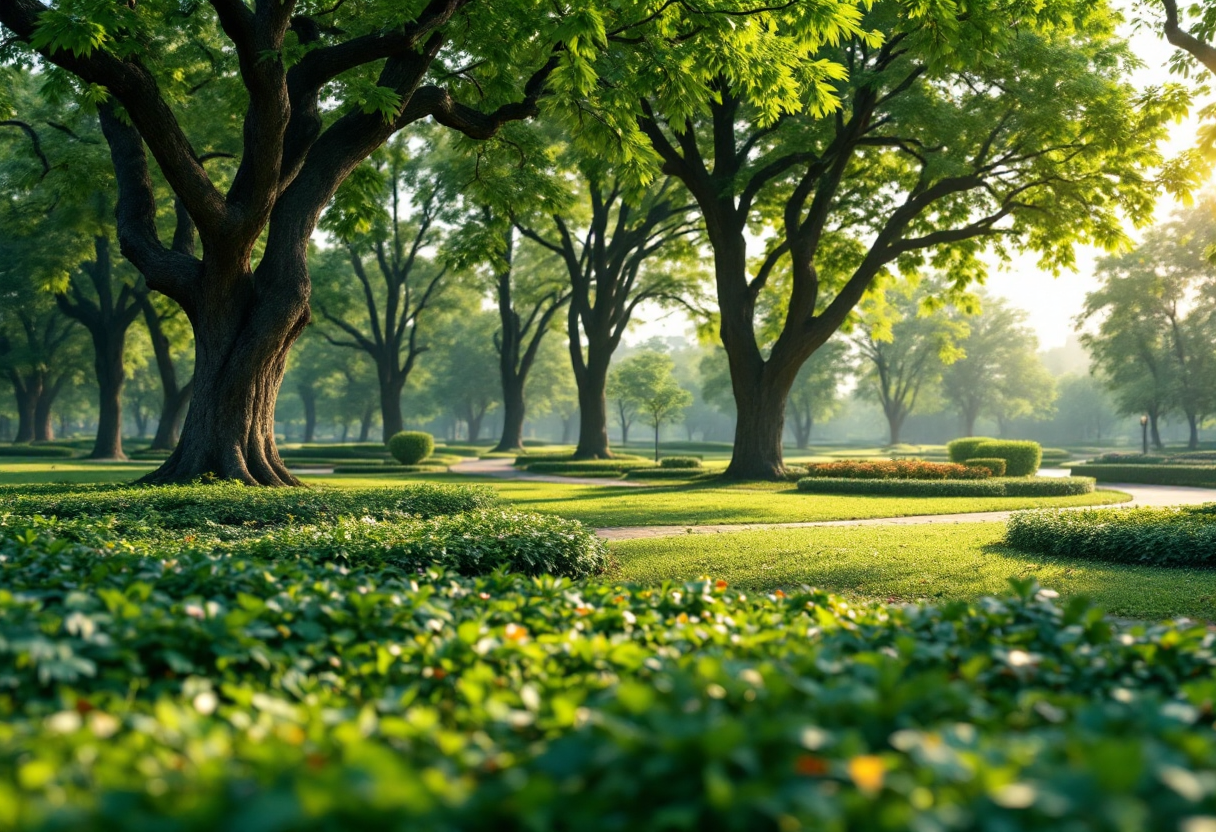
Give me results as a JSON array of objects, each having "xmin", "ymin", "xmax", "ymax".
[
  {"xmin": 787, "ymin": 339, "xmax": 849, "ymax": 449},
  {"xmin": 426, "ymin": 307, "xmax": 501, "ymax": 442},
  {"xmin": 516, "ymin": 168, "xmax": 700, "ymax": 459},
  {"xmin": 316, "ymin": 135, "xmax": 451, "ymax": 441},
  {"xmin": 609, "ymin": 351, "xmax": 692, "ymax": 461},
  {"xmin": 635, "ymin": 0, "xmax": 1186, "ymax": 478},
  {"xmin": 0, "ymin": 0, "xmax": 834, "ymax": 484},
  {"xmin": 941, "ymin": 295, "xmax": 1057, "ymax": 437},
  {"xmin": 1081, "ymin": 207, "xmax": 1216, "ymax": 450},
  {"xmin": 606, "ymin": 364, "xmax": 639, "ymax": 445},
  {"xmin": 138, "ymin": 291, "xmax": 194, "ymax": 450},
  {"xmin": 853, "ymin": 284, "xmax": 965, "ymax": 446}
]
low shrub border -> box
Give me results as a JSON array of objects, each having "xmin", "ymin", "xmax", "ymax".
[
  {"xmin": 0, "ymin": 444, "xmax": 76, "ymax": 458},
  {"xmin": 1069, "ymin": 463, "xmax": 1216, "ymax": 488},
  {"xmin": 2, "ymin": 530, "xmax": 1215, "ymax": 829},
  {"xmin": 659, "ymin": 456, "xmax": 703, "ymax": 469},
  {"xmin": 803, "ymin": 460, "xmax": 989, "ymax": 480},
  {"xmin": 796, "ymin": 476, "xmax": 1095, "ymax": 497},
  {"xmin": 1006, "ymin": 504, "xmax": 1216, "ymax": 566},
  {"xmin": 964, "ymin": 458, "xmax": 1006, "ymax": 477}
]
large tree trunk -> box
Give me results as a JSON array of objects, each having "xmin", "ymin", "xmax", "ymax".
[
  {"xmin": 89, "ymin": 330, "xmax": 128, "ymax": 460},
  {"xmin": 1187, "ymin": 412, "xmax": 1200, "ymax": 450},
  {"xmin": 12, "ymin": 380, "xmax": 38, "ymax": 443},
  {"xmin": 1150, "ymin": 410, "xmax": 1164, "ymax": 451},
  {"xmin": 886, "ymin": 409, "xmax": 904, "ymax": 446},
  {"xmin": 0, "ymin": 415, "xmax": 10, "ymax": 443},
  {"xmin": 494, "ymin": 376, "xmax": 527, "ymax": 452},
  {"xmin": 300, "ymin": 387, "xmax": 318, "ymax": 443},
  {"xmin": 961, "ymin": 408, "xmax": 977, "ymax": 438},
  {"xmin": 359, "ymin": 402, "xmax": 374, "ymax": 443},
  {"xmin": 140, "ymin": 278, "xmax": 309, "ymax": 486},
  {"xmin": 379, "ymin": 374, "xmax": 405, "ymax": 441},
  {"xmin": 725, "ymin": 378, "xmax": 790, "ymax": 479},
  {"xmin": 34, "ymin": 380, "xmax": 59, "ymax": 442},
  {"xmin": 573, "ymin": 352, "xmax": 612, "ymax": 459},
  {"xmin": 141, "ymin": 293, "xmax": 193, "ymax": 451},
  {"xmin": 467, "ymin": 409, "xmax": 485, "ymax": 443}
]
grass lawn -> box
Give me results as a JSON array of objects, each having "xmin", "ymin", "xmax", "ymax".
[
  {"xmin": 0, "ymin": 461, "xmax": 156, "ymax": 484},
  {"xmin": 311, "ymin": 473, "xmax": 1129, "ymax": 526},
  {"xmin": 609, "ymin": 522, "xmax": 1216, "ymax": 621}
]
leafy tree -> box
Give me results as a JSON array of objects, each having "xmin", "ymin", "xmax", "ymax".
[
  {"xmin": 636, "ymin": 0, "xmax": 1187, "ymax": 478},
  {"xmin": 853, "ymin": 284, "xmax": 966, "ymax": 446},
  {"xmin": 606, "ymin": 364, "xmax": 639, "ymax": 445},
  {"xmin": 941, "ymin": 295, "xmax": 1057, "ymax": 437},
  {"xmin": 138, "ymin": 292, "xmax": 194, "ymax": 450},
  {"xmin": 609, "ymin": 351, "xmax": 692, "ymax": 462},
  {"xmin": 787, "ymin": 340, "xmax": 850, "ymax": 449},
  {"xmin": 281, "ymin": 330, "xmax": 345, "ymax": 443},
  {"xmin": 0, "ymin": 0, "xmax": 836, "ymax": 484},
  {"xmin": 315, "ymin": 135, "xmax": 451, "ymax": 441},
  {"xmin": 426, "ymin": 307, "xmax": 501, "ymax": 442},
  {"xmin": 1081, "ymin": 207, "xmax": 1216, "ymax": 449},
  {"xmin": 516, "ymin": 168, "xmax": 700, "ymax": 459}
]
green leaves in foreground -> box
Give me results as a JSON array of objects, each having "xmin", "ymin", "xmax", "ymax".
[{"xmin": 2, "ymin": 528, "xmax": 1216, "ymax": 830}]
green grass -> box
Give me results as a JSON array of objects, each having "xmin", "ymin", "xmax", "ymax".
[
  {"xmin": 0, "ymin": 462, "xmax": 1128, "ymax": 526},
  {"xmin": 310, "ymin": 474, "xmax": 1128, "ymax": 526},
  {"xmin": 609, "ymin": 522, "xmax": 1216, "ymax": 621}
]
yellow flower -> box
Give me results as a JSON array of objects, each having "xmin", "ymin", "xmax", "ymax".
[{"xmin": 847, "ymin": 755, "xmax": 885, "ymax": 794}]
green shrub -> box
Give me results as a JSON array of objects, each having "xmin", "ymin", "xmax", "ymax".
[
  {"xmin": 946, "ymin": 436, "xmax": 993, "ymax": 463},
  {"xmin": 1087, "ymin": 453, "xmax": 1175, "ymax": 465},
  {"xmin": 1006, "ymin": 504, "xmax": 1216, "ymax": 566},
  {"xmin": 659, "ymin": 456, "xmax": 703, "ymax": 469},
  {"xmin": 2, "ymin": 529, "xmax": 1216, "ymax": 830},
  {"xmin": 0, "ymin": 444, "xmax": 76, "ymax": 458},
  {"xmin": 964, "ymin": 457, "xmax": 1006, "ymax": 477},
  {"xmin": 803, "ymin": 459, "xmax": 989, "ymax": 480},
  {"xmin": 1069, "ymin": 464, "xmax": 1216, "ymax": 487},
  {"xmin": 971, "ymin": 440, "xmax": 1042, "ymax": 477},
  {"xmin": 1039, "ymin": 448, "xmax": 1071, "ymax": 465},
  {"xmin": 227, "ymin": 510, "xmax": 607, "ymax": 578},
  {"xmin": 387, "ymin": 431, "xmax": 435, "ymax": 465},
  {"xmin": 796, "ymin": 476, "xmax": 1094, "ymax": 497},
  {"xmin": 0, "ymin": 482, "xmax": 497, "ymax": 531}
]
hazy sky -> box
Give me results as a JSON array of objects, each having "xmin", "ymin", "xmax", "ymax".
[{"xmin": 631, "ymin": 5, "xmax": 1208, "ymax": 350}]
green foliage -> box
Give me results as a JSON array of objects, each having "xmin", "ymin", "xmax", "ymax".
[
  {"xmin": 797, "ymin": 477, "xmax": 1094, "ymax": 498},
  {"xmin": 659, "ymin": 456, "xmax": 702, "ymax": 469},
  {"xmin": 0, "ymin": 482, "xmax": 495, "ymax": 530},
  {"xmin": 947, "ymin": 436, "xmax": 994, "ymax": 463},
  {"xmin": 969, "ymin": 440, "xmax": 1043, "ymax": 477},
  {"xmin": 388, "ymin": 431, "xmax": 436, "ymax": 465},
  {"xmin": 1007, "ymin": 505, "xmax": 1216, "ymax": 566},
  {"xmin": 2, "ymin": 525, "xmax": 1216, "ymax": 829},
  {"xmin": 0, "ymin": 445, "xmax": 75, "ymax": 458},
  {"xmin": 802, "ymin": 460, "xmax": 990, "ymax": 480},
  {"xmin": 964, "ymin": 458, "xmax": 1007, "ymax": 477},
  {"xmin": 1069, "ymin": 464, "xmax": 1216, "ymax": 488},
  {"xmin": 1040, "ymin": 449, "xmax": 1071, "ymax": 465}
]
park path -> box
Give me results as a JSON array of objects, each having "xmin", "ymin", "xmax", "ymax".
[{"xmin": 449, "ymin": 458, "xmax": 1216, "ymax": 541}]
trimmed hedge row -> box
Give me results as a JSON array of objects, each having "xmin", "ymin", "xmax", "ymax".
[
  {"xmin": 659, "ymin": 456, "xmax": 703, "ymax": 469},
  {"xmin": 2, "ymin": 532, "xmax": 1216, "ymax": 830},
  {"xmin": 1006, "ymin": 504, "xmax": 1216, "ymax": 566},
  {"xmin": 803, "ymin": 459, "xmax": 990, "ymax": 480},
  {"xmin": 965, "ymin": 457, "xmax": 1007, "ymax": 477},
  {"xmin": 1069, "ymin": 463, "xmax": 1216, "ymax": 488},
  {"xmin": 796, "ymin": 476, "xmax": 1096, "ymax": 497},
  {"xmin": 0, "ymin": 482, "xmax": 498, "ymax": 530},
  {"xmin": 0, "ymin": 444, "xmax": 76, "ymax": 458},
  {"xmin": 946, "ymin": 436, "xmax": 992, "ymax": 462}
]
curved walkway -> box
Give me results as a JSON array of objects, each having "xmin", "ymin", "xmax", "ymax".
[{"xmin": 448, "ymin": 458, "xmax": 1216, "ymax": 540}]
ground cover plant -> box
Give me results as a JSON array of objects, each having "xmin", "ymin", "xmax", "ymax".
[
  {"xmin": 796, "ymin": 477, "xmax": 1094, "ymax": 498},
  {"xmin": 609, "ymin": 522, "xmax": 1216, "ymax": 621},
  {"xmin": 2, "ymin": 526, "xmax": 1216, "ymax": 829},
  {"xmin": 1007, "ymin": 504, "xmax": 1216, "ymax": 567},
  {"xmin": 802, "ymin": 460, "xmax": 990, "ymax": 480}
]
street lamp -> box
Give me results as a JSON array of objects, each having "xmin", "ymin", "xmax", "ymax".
[{"xmin": 1140, "ymin": 414, "xmax": 1149, "ymax": 456}]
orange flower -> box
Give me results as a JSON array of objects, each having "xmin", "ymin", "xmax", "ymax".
[
  {"xmin": 676, "ymin": 612, "xmax": 689, "ymax": 624},
  {"xmin": 432, "ymin": 667, "xmax": 447, "ymax": 680},
  {"xmin": 774, "ymin": 589, "xmax": 786, "ymax": 599},
  {"xmin": 575, "ymin": 606, "xmax": 593, "ymax": 616},
  {"xmin": 478, "ymin": 592, "xmax": 491, "ymax": 600},
  {"xmin": 504, "ymin": 623, "xmax": 529, "ymax": 642},
  {"xmin": 794, "ymin": 755, "xmax": 829, "ymax": 776},
  {"xmin": 714, "ymin": 580, "xmax": 729, "ymax": 590},
  {"xmin": 613, "ymin": 595, "xmax": 626, "ymax": 604},
  {"xmin": 847, "ymin": 755, "xmax": 885, "ymax": 793}
]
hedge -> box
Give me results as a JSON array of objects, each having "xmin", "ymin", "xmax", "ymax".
[
  {"xmin": 0, "ymin": 444, "xmax": 76, "ymax": 458},
  {"xmin": 802, "ymin": 459, "xmax": 989, "ymax": 480},
  {"xmin": 2, "ymin": 530, "xmax": 1216, "ymax": 830},
  {"xmin": 964, "ymin": 457, "xmax": 1006, "ymax": 477},
  {"xmin": 946, "ymin": 436, "xmax": 993, "ymax": 463},
  {"xmin": 796, "ymin": 476, "xmax": 1095, "ymax": 497},
  {"xmin": 1069, "ymin": 464, "xmax": 1216, "ymax": 488},
  {"xmin": 0, "ymin": 482, "xmax": 498, "ymax": 531},
  {"xmin": 971, "ymin": 440, "xmax": 1042, "ymax": 477},
  {"xmin": 388, "ymin": 431, "xmax": 435, "ymax": 465},
  {"xmin": 659, "ymin": 456, "xmax": 703, "ymax": 469},
  {"xmin": 1006, "ymin": 504, "xmax": 1216, "ymax": 567},
  {"xmin": 1039, "ymin": 448, "xmax": 1071, "ymax": 465}
]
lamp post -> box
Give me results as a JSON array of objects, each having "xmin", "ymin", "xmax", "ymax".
[{"xmin": 1141, "ymin": 414, "xmax": 1149, "ymax": 456}]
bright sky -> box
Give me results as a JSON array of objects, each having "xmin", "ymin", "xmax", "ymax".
[{"xmin": 629, "ymin": 4, "xmax": 1209, "ymax": 350}]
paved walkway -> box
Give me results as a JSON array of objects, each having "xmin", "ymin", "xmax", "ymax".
[{"xmin": 449, "ymin": 457, "xmax": 650, "ymax": 488}]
